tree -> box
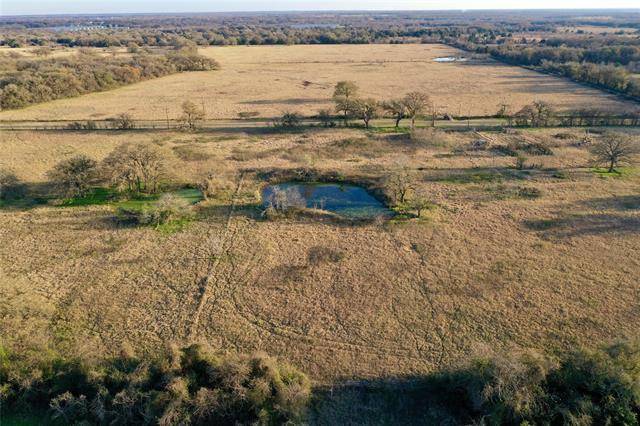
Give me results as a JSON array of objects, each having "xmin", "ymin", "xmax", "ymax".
[
  {"xmin": 382, "ymin": 99, "xmax": 407, "ymax": 127},
  {"xmin": 532, "ymin": 101, "xmax": 555, "ymax": 127},
  {"xmin": 47, "ymin": 155, "xmax": 98, "ymax": 198},
  {"xmin": 386, "ymin": 166, "xmax": 416, "ymax": 204},
  {"xmin": 590, "ymin": 133, "xmax": 638, "ymax": 173},
  {"xmin": 403, "ymin": 91, "xmax": 430, "ymax": 129},
  {"xmin": 111, "ymin": 113, "xmax": 135, "ymax": 130},
  {"xmin": 351, "ymin": 98, "xmax": 379, "ymax": 128},
  {"xmin": 333, "ymin": 81, "xmax": 359, "ymax": 126},
  {"xmin": 179, "ymin": 100, "xmax": 205, "ymax": 131},
  {"xmin": 102, "ymin": 142, "xmax": 168, "ymax": 194}
]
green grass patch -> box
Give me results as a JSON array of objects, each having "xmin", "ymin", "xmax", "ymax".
[
  {"xmin": 59, "ymin": 187, "xmax": 116, "ymax": 207},
  {"xmin": 591, "ymin": 167, "xmax": 636, "ymax": 179},
  {"xmin": 368, "ymin": 126, "xmax": 411, "ymax": 134}
]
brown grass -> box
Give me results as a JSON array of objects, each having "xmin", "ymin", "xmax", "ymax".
[
  {"xmin": 1, "ymin": 126, "xmax": 639, "ymax": 384},
  {"xmin": 0, "ymin": 44, "xmax": 634, "ymax": 121}
]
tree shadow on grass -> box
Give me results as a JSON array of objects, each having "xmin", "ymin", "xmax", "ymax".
[
  {"xmin": 577, "ymin": 195, "xmax": 640, "ymax": 211},
  {"xmin": 524, "ymin": 213, "xmax": 640, "ymax": 238},
  {"xmin": 424, "ymin": 167, "xmax": 530, "ymax": 184},
  {"xmin": 309, "ymin": 375, "xmax": 475, "ymax": 425}
]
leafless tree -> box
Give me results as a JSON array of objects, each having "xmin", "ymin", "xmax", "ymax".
[
  {"xmin": 590, "ymin": 133, "xmax": 638, "ymax": 173},
  {"xmin": 179, "ymin": 100, "xmax": 205, "ymax": 131},
  {"xmin": 386, "ymin": 166, "xmax": 416, "ymax": 204},
  {"xmin": 402, "ymin": 91, "xmax": 430, "ymax": 129},
  {"xmin": 333, "ymin": 81, "xmax": 359, "ymax": 126},
  {"xmin": 102, "ymin": 142, "xmax": 168, "ymax": 194},
  {"xmin": 351, "ymin": 98, "xmax": 379, "ymax": 128},
  {"xmin": 382, "ymin": 99, "xmax": 407, "ymax": 127}
]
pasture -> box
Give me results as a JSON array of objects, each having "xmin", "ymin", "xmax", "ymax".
[
  {"xmin": 2, "ymin": 126, "xmax": 639, "ymax": 383},
  {"xmin": 0, "ymin": 43, "xmax": 635, "ymax": 122}
]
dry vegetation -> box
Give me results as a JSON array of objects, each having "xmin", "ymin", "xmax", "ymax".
[
  {"xmin": 1, "ymin": 125, "xmax": 638, "ymax": 387},
  {"xmin": 0, "ymin": 44, "xmax": 635, "ymax": 121}
]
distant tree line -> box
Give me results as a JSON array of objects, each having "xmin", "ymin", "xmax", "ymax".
[{"xmin": 0, "ymin": 49, "xmax": 218, "ymax": 110}]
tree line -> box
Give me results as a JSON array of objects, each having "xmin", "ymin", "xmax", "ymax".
[{"xmin": 0, "ymin": 49, "xmax": 218, "ymax": 110}]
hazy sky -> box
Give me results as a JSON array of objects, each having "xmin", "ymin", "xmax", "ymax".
[{"xmin": 2, "ymin": 0, "xmax": 639, "ymax": 16}]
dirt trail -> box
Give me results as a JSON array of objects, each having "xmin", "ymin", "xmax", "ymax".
[{"xmin": 188, "ymin": 172, "xmax": 246, "ymax": 339}]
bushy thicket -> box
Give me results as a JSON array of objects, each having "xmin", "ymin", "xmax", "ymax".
[
  {"xmin": 434, "ymin": 341, "xmax": 640, "ymax": 425},
  {"xmin": 0, "ymin": 344, "xmax": 311, "ymax": 425},
  {"xmin": 0, "ymin": 51, "xmax": 218, "ymax": 109}
]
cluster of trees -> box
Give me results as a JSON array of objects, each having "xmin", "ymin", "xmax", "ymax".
[
  {"xmin": 498, "ymin": 101, "xmax": 640, "ymax": 127},
  {"xmin": 0, "ymin": 50, "xmax": 218, "ymax": 110},
  {"xmin": 0, "ymin": 343, "xmax": 310, "ymax": 425},
  {"xmin": 329, "ymin": 81, "xmax": 433, "ymax": 129}
]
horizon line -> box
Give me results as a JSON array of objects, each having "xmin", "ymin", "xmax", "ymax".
[{"xmin": 3, "ymin": 7, "xmax": 640, "ymax": 18}]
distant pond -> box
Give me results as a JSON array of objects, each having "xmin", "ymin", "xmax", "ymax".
[
  {"xmin": 433, "ymin": 56, "xmax": 468, "ymax": 62},
  {"xmin": 262, "ymin": 182, "xmax": 392, "ymax": 219}
]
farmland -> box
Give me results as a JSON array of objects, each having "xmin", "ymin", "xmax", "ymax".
[
  {"xmin": 0, "ymin": 44, "xmax": 635, "ymax": 122},
  {"xmin": 1, "ymin": 9, "xmax": 640, "ymax": 425}
]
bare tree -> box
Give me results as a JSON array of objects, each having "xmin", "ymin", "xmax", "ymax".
[
  {"xmin": 386, "ymin": 166, "xmax": 416, "ymax": 204},
  {"xmin": 590, "ymin": 133, "xmax": 638, "ymax": 173},
  {"xmin": 333, "ymin": 81, "xmax": 359, "ymax": 126},
  {"xmin": 47, "ymin": 155, "xmax": 98, "ymax": 198},
  {"xmin": 111, "ymin": 113, "xmax": 135, "ymax": 130},
  {"xmin": 102, "ymin": 142, "xmax": 168, "ymax": 194},
  {"xmin": 351, "ymin": 98, "xmax": 379, "ymax": 128},
  {"xmin": 179, "ymin": 100, "xmax": 205, "ymax": 131},
  {"xmin": 382, "ymin": 99, "xmax": 407, "ymax": 127},
  {"xmin": 403, "ymin": 91, "xmax": 430, "ymax": 129}
]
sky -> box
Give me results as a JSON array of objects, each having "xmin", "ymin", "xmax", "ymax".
[{"xmin": 1, "ymin": 0, "xmax": 639, "ymax": 16}]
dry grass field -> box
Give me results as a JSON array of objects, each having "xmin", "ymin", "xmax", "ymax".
[
  {"xmin": 1, "ymin": 126, "xmax": 639, "ymax": 384},
  {"xmin": 0, "ymin": 44, "xmax": 635, "ymax": 122}
]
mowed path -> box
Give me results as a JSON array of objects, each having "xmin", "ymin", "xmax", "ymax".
[{"xmin": 0, "ymin": 44, "xmax": 635, "ymax": 121}]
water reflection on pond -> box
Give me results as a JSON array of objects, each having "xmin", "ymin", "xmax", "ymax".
[{"xmin": 262, "ymin": 182, "xmax": 392, "ymax": 219}]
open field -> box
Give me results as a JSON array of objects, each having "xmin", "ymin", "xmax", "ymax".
[
  {"xmin": 2, "ymin": 126, "xmax": 639, "ymax": 384},
  {"xmin": 0, "ymin": 43, "xmax": 636, "ymax": 122}
]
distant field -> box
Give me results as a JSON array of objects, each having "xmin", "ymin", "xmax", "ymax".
[{"xmin": 0, "ymin": 44, "xmax": 635, "ymax": 121}]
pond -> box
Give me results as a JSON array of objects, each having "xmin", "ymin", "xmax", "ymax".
[
  {"xmin": 262, "ymin": 182, "xmax": 392, "ymax": 219},
  {"xmin": 433, "ymin": 56, "xmax": 468, "ymax": 62}
]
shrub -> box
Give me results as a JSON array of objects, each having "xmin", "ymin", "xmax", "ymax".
[
  {"xmin": 47, "ymin": 155, "xmax": 98, "ymax": 198},
  {"xmin": 515, "ymin": 155, "xmax": 527, "ymax": 170},
  {"xmin": 522, "ymin": 142, "xmax": 553, "ymax": 156},
  {"xmin": 0, "ymin": 168, "xmax": 26, "ymax": 201},
  {"xmin": 0, "ymin": 343, "xmax": 311, "ymax": 425},
  {"xmin": 110, "ymin": 113, "xmax": 135, "ymax": 130},
  {"xmin": 117, "ymin": 194, "xmax": 192, "ymax": 227},
  {"xmin": 265, "ymin": 186, "xmax": 306, "ymax": 212},
  {"xmin": 275, "ymin": 111, "xmax": 302, "ymax": 128},
  {"xmin": 410, "ymin": 128, "xmax": 455, "ymax": 148},
  {"xmin": 435, "ymin": 341, "xmax": 640, "ymax": 425}
]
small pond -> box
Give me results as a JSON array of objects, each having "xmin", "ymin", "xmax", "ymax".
[
  {"xmin": 262, "ymin": 182, "xmax": 392, "ymax": 219},
  {"xmin": 433, "ymin": 56, "xmax": 468, "ymax": 62}
]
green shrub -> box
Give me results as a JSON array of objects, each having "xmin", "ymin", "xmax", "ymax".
[{"xmin": 116, "ymin": 194, "xmax": 193, "ymax": 227}]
